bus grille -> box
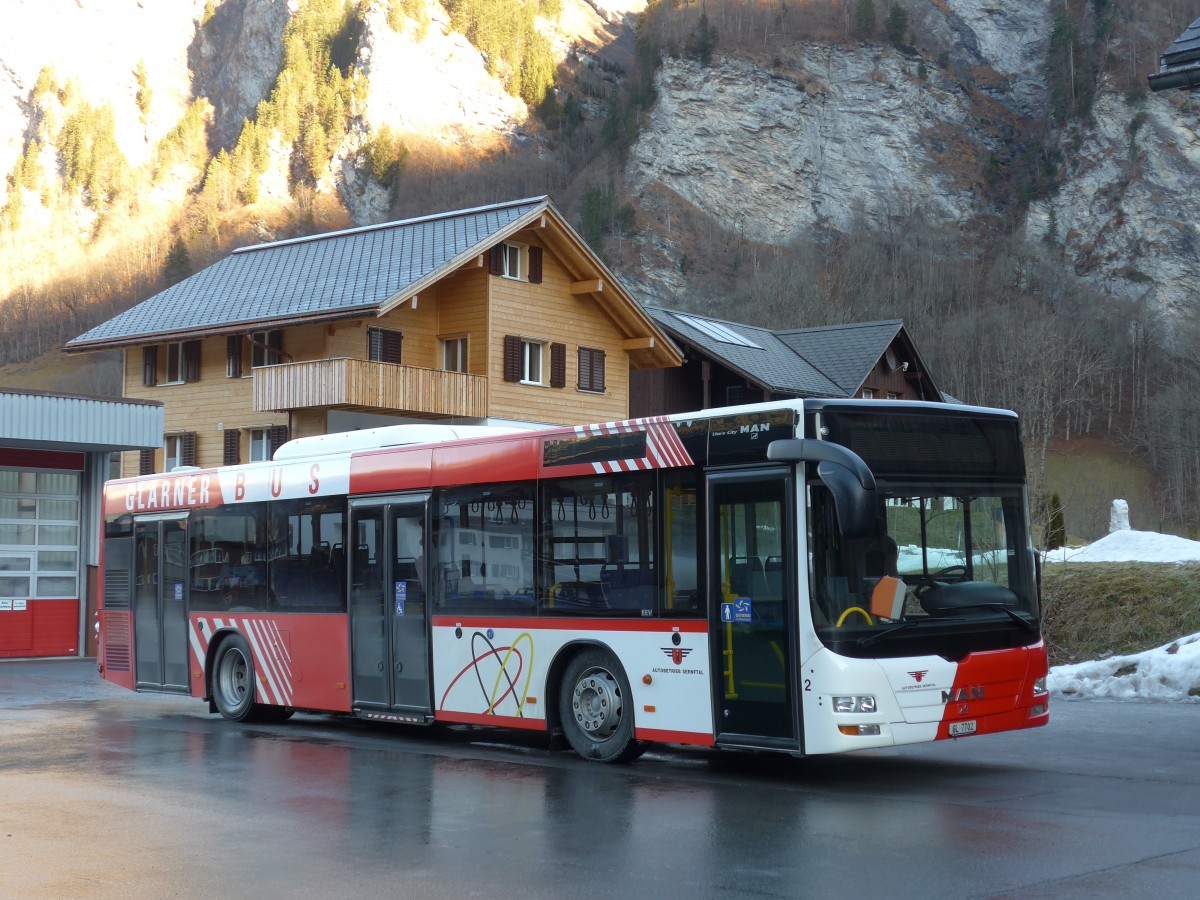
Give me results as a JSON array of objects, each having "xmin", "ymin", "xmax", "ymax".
[
  {"xmin": 103, "ymin": 569, "xmax": 131, "ymax": 611},
  {"xmin": 104, "ymin": 612, "xmax": 131, "ymax": 672}
]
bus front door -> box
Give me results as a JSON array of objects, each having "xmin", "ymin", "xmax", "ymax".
[
  {"xmin": 707, "ymin": 469, "xmax": 799, "ymax": 750},
  {"xmin": 349, "ymin": 496, "xmax": 431, "ymax": 716},
  {"xmin": 133, "ymin": 514, "xmax": 190, "ymax": 692}
]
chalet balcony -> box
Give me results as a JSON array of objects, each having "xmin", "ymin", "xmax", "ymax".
[{"xmin": 252, "ymin": 358, "xmax": 488, "ymax": 418}]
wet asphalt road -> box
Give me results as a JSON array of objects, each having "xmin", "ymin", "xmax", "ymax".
[{"xmin": 1, "ymin": 660, "xmax": 1198, "ymax": 899}]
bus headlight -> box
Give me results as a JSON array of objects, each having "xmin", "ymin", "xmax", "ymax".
[
  {"xmin": 1033, "ymin": 677, "xmax": 1048, "ymax": 696},
  {"xmin": 833, "ymin": 695, "xmax": 877, "ymax": 714}
]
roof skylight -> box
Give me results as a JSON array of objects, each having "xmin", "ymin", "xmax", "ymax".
[{"xmin": 673, "ymin": 313, "xmax": 763, "ymax": 349}]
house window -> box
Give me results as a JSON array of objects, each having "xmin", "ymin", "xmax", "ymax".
[
  {"xmin": 442, "ymin": 337, "xmax": 468, "ymax": 372},
  {"xmin": 578, "ymin": 347, "xmax": 606, "ymax": 393},
  {"xmin": 503, "ymin": 335, "xmax": 549, "ymax": 384},
  {"xmin": 151, "ymin": 341, "xmax": 200, "ymax": 385},
  {"xmin": 887, "ymin": 391, "xmax": 900, "ymax": 400},
  {"xmin": 226, "ymin": 336, "xmax": 243, "ymax": 378},
  {"xmin": 367, "ymin": 327, "xmax": 403, "ymax": 364},
  {"xmin": 862, "ymin": 388, "xmax": 875, "ymax": 399},
  {"xmin": 164, "ymin": 437, "xmax": 182, "ymax": 471},
  {"xmin": 502, "ymin": 242, "xmax": 523, "ymax": 280},
  {"xmin": 522, "ymin": 339, "xmax": 544, "ymax": 384},
  {"xmin": 249, "ymin": 428, "xmax": 271, "ymax": 462},
  {"xmin": 251, "ymin": 330, "xmax": 283, "ymax": 368},
  {"xmin": 164, "ymin": 433, "xmax": 196, "ymax": 470},
  {"xmin": 164, "ymin": 342, "xmax": 185, "ymax": 384}
]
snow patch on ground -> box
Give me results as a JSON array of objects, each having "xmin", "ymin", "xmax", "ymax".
[{"xmin": 1044, "ymin": 529, "xmax": 1200, "ymax": 703}]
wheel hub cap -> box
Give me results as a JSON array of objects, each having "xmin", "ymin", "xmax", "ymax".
[{"xmin": 572, "ymin": 668, "xmax": 621, "ymax": 740}]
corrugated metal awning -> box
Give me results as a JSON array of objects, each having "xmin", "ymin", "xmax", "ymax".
[{"xmin": 0, "ymin": 389, "xmax": 162, "ymax": 452}]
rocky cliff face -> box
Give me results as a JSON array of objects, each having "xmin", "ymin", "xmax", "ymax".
[
  {"xmin": 2, "ymin": 0, "xmax": 1199, "ymax": 334},
  {"xmin": 1024, "ymin": 87, "xmax": 1200, "ymax": 322},
  {"xmin": 623, "ymin": 1, "xmax": 1200, "ymax": 327},
  {"xmin": 188, "ymin": 0, "xmax": 293, "ymax": 151}
]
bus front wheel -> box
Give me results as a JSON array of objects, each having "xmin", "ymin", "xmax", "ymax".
[
  {"xmin": 212, "ymin": 634, "xmax": 258, "ymax": 722},
  {"xmin": 559, "ymin": 649, "xmax": 644, "ymax": 763}
]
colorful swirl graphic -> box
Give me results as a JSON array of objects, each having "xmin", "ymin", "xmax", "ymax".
[{"xmin": 439, "ymin": 631, "xmax": 535, "ymax": 716}]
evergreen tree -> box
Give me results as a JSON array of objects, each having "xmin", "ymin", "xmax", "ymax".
[
  {"xmin": 686, "ymin": 13, "xmax": 719, "ymax": 65},
  {"xmin": 885, "ymin": 4, "xmax": 908, "ymax": 45},
  {"xmin": 163, "ymin": 237, "xmax": 192, "ymax": 287},
  {"xmin": 854, "ymin": 0, "xmax": 876, "ymax": 39}
]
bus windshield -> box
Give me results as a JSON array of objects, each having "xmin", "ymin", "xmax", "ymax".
[{"xmin": 808, "ymin": 479, "xmax": 1039, "ymax": 660}]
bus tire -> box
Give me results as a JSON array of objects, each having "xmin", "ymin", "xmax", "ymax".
[
  {"xmin": 559, "ymin": 648, "xmax": 643, "ymax": 763},
  {"xmin": 212, "ymin": 634, "xmax": 258, "ymax": 722}
]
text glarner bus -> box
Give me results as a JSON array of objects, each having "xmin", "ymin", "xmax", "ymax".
[{"xmin": 97, "ymin": 399, "xmax": 1048, "ymax": 762}]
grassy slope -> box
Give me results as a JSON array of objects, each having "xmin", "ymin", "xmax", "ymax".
[
  {"xmin": 0, "ymin": 347, "xmax": 123, "ymax": 396},
  {"xmin": 1041, "ymin": 563, "xmax": 1200, "ymax": 667},
  {"xmin": 1042, "ymin": 438, "xmax": 1161, "ymax": 542}
]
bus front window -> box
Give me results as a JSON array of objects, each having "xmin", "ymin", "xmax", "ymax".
[{"xmin": 808, "ymin": 481, "xmax": 1040, "ymax": 659}]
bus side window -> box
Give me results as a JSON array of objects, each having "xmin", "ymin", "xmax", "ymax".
[
  {"xmin": 541, "ymin": 471, "xmax": 659, "ymax": 616},
  {"xmin": 664, "ymin": 470, "xmax": 703, "ymax": 616},
  {"xmin": 434, "ymin": 483, "xmax": 535, "ymax": 613}
]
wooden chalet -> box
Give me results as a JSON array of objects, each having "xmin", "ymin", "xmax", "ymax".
[
  {"xmin": 64, "ymin": 197, "xmax": 682, "ymax": 476},
  {"xmin": 630, "ymin": 308, "xmax": 943, "ymax": 416}
]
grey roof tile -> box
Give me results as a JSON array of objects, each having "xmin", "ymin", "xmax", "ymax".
[
  {"xmin": 644, "ymin": 307, "xmax": 843, "ymax": 396},
  {"xmin": 67, "ymin": 197, "xmax": 548, "ymax": 348},
  {"xmin": 775, "ymin": 320, "xmax": 903, "ymax": 393}
]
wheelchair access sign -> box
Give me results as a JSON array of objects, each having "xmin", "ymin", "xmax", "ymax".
[{"xmin": 720, "ymin": 598, "xmax": 753, "ymax": 624}]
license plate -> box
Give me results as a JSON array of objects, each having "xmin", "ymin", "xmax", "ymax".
[{"xmin": 949, "ymin": 719, "xmax": 977, "ymax": 737}]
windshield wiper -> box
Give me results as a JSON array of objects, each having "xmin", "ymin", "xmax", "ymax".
[
  {"xmin": 948, "ymin": 603, "xmax": 1039, "ymax": 635},
  {"xmin": 858, "ymin": 619, "xmax": 923, "ymax": 647}
]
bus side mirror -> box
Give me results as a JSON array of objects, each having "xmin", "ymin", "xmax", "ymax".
[{"xmin": 767, "ymin": 439, "xmax": 877, "ymax": 539}]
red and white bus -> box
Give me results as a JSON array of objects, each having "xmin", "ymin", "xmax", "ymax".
[{"xmin": 96, "ymin": 399, "xmax": 1048, "ymax": 762}]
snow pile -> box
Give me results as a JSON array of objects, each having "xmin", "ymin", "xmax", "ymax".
[
  {"xmin": 1044, "ymin": 529, "xmax": 1200, "ymax": 564},
  {"xmin": 1044, "ymin": 528, "xmax": 1200, "ymax": 703},
  {"xmin": 1050, "ymin": 634, "xmax": 1200, "ymax": 702}
]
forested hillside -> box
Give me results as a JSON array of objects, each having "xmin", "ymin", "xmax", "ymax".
[{"xmin": 2, "ymin": 0, "xmax": 1199, "ymax": 538}]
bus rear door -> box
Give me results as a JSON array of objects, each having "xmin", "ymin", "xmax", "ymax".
[
  {"xmin": 707, "ymin": 468, "xmax": 800, "ymax": 751},
  {"xmin": 348, "ymin": 495, "xmax": 431, "ymax": 718},
  {"xmin": 133, "ymin": 513, "xmax": 190, "ymax": 693}
]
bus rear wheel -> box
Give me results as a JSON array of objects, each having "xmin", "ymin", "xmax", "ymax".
[
  {"xmin": 559, "ymin": 649, "xmax": 643, "ymax": 763},
  {"xmin": 212, "ymin": 634, "xmax": 259, "ymax": 722}
]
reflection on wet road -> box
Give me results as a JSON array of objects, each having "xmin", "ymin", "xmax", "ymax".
[{"xmin": 2, "ymin": 660, "xmax": 1199, "ymax": 898}]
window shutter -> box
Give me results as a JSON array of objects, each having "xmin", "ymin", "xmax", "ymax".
[
  {"xmin": 550, "ymin": 342, "xmax": 566, "ymax": 388},
  {"xmin": 138, "ymin": 449, "xmax": 155, "ymax": 475},
  {"xmin": 226, "ymin": 336, "xmax": 243, "ymax": 378},
  {"xmin": 183, "ymin": 340, "xmax": 201, "ymax": 383},
  {"xmin": 503, "ymin": 335, "xmax": 522, "ymax": 382},
  {"xmin": 578, "ymin": 348, "xmax": 591, "ymax": 390},
  {"xmin": 223, "ymin": 429, "xmax": 241, "ymax": 465},
  {"xmin": 181, "ymin": 432, "xmax": 197, "ymax": 467},
  {"xmin": 578, "ymin": 348, "xmax": 606, "ymax": 392},
  {"xmin": 269, "ymin": 425, "xmax": 290, "ymax": 457},
  {"xmin": 489, "ymin": 246, "xmax": 505, "ymax": 276},
  {"xmin": 142, "ymin": 347, "xmax": 157, "ymax": 387},
  {"xmin": 528, "ymin": 246, "xmax": 543, "ymax": 284},
  {"xmin": 368, "ymin": 327, "xmax": 403, "ymax": 364}
]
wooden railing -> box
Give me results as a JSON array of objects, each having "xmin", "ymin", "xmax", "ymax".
[{"xmin": 252, "ymin": 358, "xmax": 488, "ymax": 418}]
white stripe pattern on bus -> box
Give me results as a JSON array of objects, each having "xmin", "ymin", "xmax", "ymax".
[{"xmin": 192, "ymin": 615, "xmax": 295, "ymax": 707}]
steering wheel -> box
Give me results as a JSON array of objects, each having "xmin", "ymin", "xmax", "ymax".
[{"xmin": 913, "ymin": 565, "xmax": 969, "ymax": 599}]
